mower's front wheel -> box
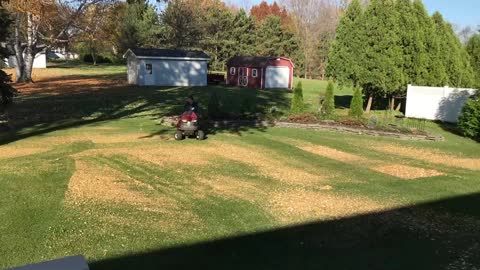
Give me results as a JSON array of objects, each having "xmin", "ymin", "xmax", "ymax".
[
  {"xmin": 196, "ymin": 130, "xmax": 205, "ymax": 140},
  {"xmin": 174, "ymin": 131, "xmax": 184, "ymax": 141}
]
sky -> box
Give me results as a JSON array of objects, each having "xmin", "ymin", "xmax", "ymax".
[{"xmin": 228, "ymin": 0, "xmax": 480, "ymax": 28}]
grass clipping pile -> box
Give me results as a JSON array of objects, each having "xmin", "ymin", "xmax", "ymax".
[
  {"xmin": 64, "ymin": 139, "xmax": 389, "ymax": 226},
  {"xmin": 295, "ymin": 141, "xmax": 444, "ymax": 180}
]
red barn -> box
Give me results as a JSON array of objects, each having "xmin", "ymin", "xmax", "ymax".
[{"xmin": 226, "ymin": 56, "xmax": 294, "ymax": 90}]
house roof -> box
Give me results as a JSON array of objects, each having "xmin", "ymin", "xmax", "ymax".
[
  {"xmin": 226, "ymin": 56, "xmax": 293, "ymax": 67},
  {"xmin": 124, "ymin": 48, "xmax": 210, "ymax": 60}
]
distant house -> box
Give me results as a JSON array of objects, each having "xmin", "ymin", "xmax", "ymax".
[
  {"xmin": 123, "ymin": 48, "xmax": 210, "ymax": 86},
  {"xmin": 226, "ymin": 56, "xmax": 294, "ymax": 90},
  {"xmin": 48, "ymin": 47, "xmax": 79, "ymax": 60}
]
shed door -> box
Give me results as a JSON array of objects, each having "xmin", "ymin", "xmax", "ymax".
[
  {"xmin": 144, "ymin": 62, "xmax": 154, "ymax": 85},
  {"xmin": 265, "ymin": 66, "xmax": 290, "ymax": 89}
]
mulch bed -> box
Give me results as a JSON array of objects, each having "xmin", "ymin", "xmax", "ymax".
[
  {"xmin": 275, "ymin": 122, "xmax": 444, "ymax": 141},
  {"xmin": 160, "ymin": 115, "xmax": 443, "ymax": 141}
]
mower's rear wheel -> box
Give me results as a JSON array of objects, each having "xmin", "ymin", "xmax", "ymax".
[
  {"xmin": 196, "ymin": 130, "xmax": 205, "ymax": 140},
  {"xmin": 174, "ymin": 131, "xmax": 184, "ymax": 140}
]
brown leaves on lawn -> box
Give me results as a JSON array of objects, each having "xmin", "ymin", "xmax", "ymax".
[
  {"xmin": 292, "ymin": 140, "xmax": 445, "ymax": 180},
  {"xmin": 66, "ymin": 159, "xmax": 166, "ymax": 208},
  {"xmin": 0, "ymin": 146, "xmax": 48, "ymax": 159},
  {"xmin": 268, "ymin": 189, "xmax": 388, "ymax": 224},
  {"xmin": 203, "ymin": 141, "xmax": 329, "ymax": 186},
  {"xmin": 298, "ymin": 143, "xmax": 366, "ymax": 162},
  {"xmin": 371, "ymin": 164, "xmax": 444, "ymax": 179},
  {"xmin": 372, "ymin": 144, "xmax": 480, "ymax": 171}
]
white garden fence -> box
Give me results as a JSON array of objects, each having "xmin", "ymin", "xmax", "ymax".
[{"xmin": 405, "ymin": 84, "xmax": 477, "ymax": 123}]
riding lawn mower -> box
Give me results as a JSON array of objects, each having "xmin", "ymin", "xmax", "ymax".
[{"xmin": 174, "ymin": 111, "xmax": 205, "ymax": 140}]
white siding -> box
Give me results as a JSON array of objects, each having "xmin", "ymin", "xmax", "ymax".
[
  {"xmin": 406, "ymin": 85, "xmax": 477, "ymax": 123},
  {"xmin": 137, "ymin": 59, "xmax": 207, "ymax": 86},
  {"xmin": 127, "ymin": 55, "xmax": 139, "ymax": 85},
  {"xmin": 4, "ymin": 52, "xmax": 47, "ymax": 69}
]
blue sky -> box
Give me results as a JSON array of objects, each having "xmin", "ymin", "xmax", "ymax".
[{"xmin": 232, "ymin": 0, "xmax": 480, "ymax": 28}]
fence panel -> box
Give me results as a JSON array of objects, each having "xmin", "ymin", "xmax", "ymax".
[{"xmin": 405, "ymin": 85, "xmax": 477, "ymax": 123}]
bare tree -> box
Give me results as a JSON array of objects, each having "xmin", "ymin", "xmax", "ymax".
[
  {"xmin": 282, "ymin": 0, "xmax": 342, "ymax": 79},
  {"xmin": 3, "ymin": 0, "xmax": 111, "ymax": 83}
]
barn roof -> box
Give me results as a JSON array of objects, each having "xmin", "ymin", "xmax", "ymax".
[
  {"xmin": 124, "ymin": 48, "xmax": 210, "ymax": 60},
  {"xmin": 226, "ymin": 56, "xmax": 293, "ymax": 67}
]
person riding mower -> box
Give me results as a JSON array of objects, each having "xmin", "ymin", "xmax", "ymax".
[{"xmin": 174, "ymin": 96, "xmax": 205, "ymax": 140}]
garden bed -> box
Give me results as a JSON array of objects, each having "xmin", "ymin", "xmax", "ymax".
[
  {"xmin": 160, "ymin": 115, "xmax": 443, "ymax": 141},
  {"xmin": 275, "ymin": 121, "xmax": 444, "ymax": 141}
]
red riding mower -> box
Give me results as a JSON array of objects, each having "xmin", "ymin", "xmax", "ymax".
[{"xmin": 174, "ymin": 111, "xmax": 205, "ymax": 140}]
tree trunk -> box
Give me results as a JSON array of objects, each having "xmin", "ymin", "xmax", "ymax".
[
  {"xmin": 22, "ymin": 12, "xmax": 36, "ymax": 83},
  {"xmin": 15, "ymin": 12, "xmax": 37, "ymax": 83},
  {"xmin": 389, "ymin": 97, "xmax": 395, "ymax": 111},
  {"xmin": 14, "ymin": 14, "xmax": 26, "ymax": 83},
  {"xmin": 304, "ymin": 60, "xmax": 308, "ymax": 79},
  {"xmin": 23, "ymin": 52, "xmax": 34, "ymax": 83},
  {"xmin": 395, "ymin": 102, "xmax": 402, "ymax": 111},
  {"xmin": 365, "ymin": 95, "xmax": 373, "ymax": 113},
  {"xmin": 91, "ymin": 50, "xmax": 97, "ymax": 66}
]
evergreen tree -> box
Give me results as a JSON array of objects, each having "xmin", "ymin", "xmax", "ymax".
[
  {"xmin": 200, "ymin": 1, "xmax": 235, "ymax": 71},
  {"xmin": 358, "ymin": 0, "xmax": 404, "ymax": 111},
  {"xmin": 121, "ymin": 1, "xmax": 165, "ymax": 51},
  {"xmin": 256, "ymin": 15, "xmax": 298, "ymax": 57},
  {"xmin": 323, "ymin": 81, "xmax": 335, "ymax": 115},
  {"xmin": 349, "ymin": 87, "xmax": 364, "ymax": 118},
  {"xmin": 396, "ymin": 0, "xmax": 429, "ymax": 86},
  {"xmin": 256, "ymin": 16, "xmax": 284, "ymax": 56},
  {"xmin": 466, "ymin": 33, "xmax": 480, "ymax": 88},
  {"xmin": 0, "ymin": 6, "xmax": 15, "ymax": 106},
  {"xmin": 432, "ymin": 12, "xmax": 474, "ymax": 87},
  {"xmin": 257, "ymin": 16, "xmax": 283, "ymax": 56},
  {"xmin": 229, "ymin": 10, "xmax": 257, "ymax": 56},
  {"xmin": 162, "ymin": 0, "xmax": 203, "ymax": 48},
  {"xmin": 412, "ymin": 0, "xmax": 448, "ymax": 86},
  {"xmin": 291, "ymin": 82, "xmax": 304, "ymax": 114},
  {"xmin": 326, "ymin": 0, "xmax": 363, "ymax": 86},
  {"xmin": 458, "ymin": 92, "xmax": 480, "ymax": 141}
]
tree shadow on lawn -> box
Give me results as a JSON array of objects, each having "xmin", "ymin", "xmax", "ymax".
[
  {"xmin": 0, "ymin": 75, "xmax": 290, "ymax": 145},
  {"xmin": 90, "ymin": 192, "xmax": 480, "ymax": 270}
]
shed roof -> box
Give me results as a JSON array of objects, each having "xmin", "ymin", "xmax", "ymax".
[
  {"xmin": 226, "ymin": 56, "xmax": 293, "ymax": 67},
  {"xmin": 124, "ymin": 48, "xmax": 210, "ymax": 60}
]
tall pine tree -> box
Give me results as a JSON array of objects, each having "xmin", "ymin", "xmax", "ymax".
[
  {"xmin": 256, "ymin": 15, "xmax": 298, "ymax": 58},
  {"xmin": 432, "ymin": 12, "xmax": 474, "ymax": 87},
  {"xmin": 358, "ymin": 0, "xmax": 404, "ymax": 112},
  {"xmin": 412, "ymin": 0, "xmax": 448, "ymax": 87},
  {"xmin": 229, "ymin": 10, "xmax": 257, "ymax": 56},
  {"xmin": 0, "ymin": 6, "xmax": 15, "ymax": 106},
  {"xmin": 326, "ymin": 0, "xmax": 363, "ymax": 87},
  {"xmin": 199, "ymin": 1, "xmax": 235, "ymax": 71},
  {"xmin": 396, "ymin": 0, "xmax": 428, "ymax": 86},
  {"xmin": 466, "ymin": 33, "xmax": 480, "ymax": 88}
]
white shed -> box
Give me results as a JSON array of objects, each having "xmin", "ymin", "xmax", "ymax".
[
  {"xmin": 123, "ymin": 48, "xmax": 210, "ymax": 87},
  {"xmin": 4, "ymin": 51, "xmax": 47, "ymax": 69}
]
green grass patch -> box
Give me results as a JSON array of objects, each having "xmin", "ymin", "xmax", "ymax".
[{"xmin": 1, "ymin": 64, "xmax": 480, "ymax": 269}]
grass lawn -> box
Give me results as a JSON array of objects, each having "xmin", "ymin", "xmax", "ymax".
[{"xmin": 1, "ymin": 64, "xmax": 480, "ymax": 269}]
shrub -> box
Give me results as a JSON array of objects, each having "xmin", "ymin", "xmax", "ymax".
[
  {"xmin": 240, "ymin": 98, "xmax": 254, "ymax": 117},
  {"xmin": 290, "ymin": 81, "xmax": 304, "ymax": 114},
  {"xmin": 207, "ymin": 91, "xmax": 222, "ymax": 119},
  {"xmin": 82, "ymin": 54, "xmax": 112, "ymax": 64},
  {"xmin": 0, "ymin": 70, "xmax": 16, "ymax": 106},
  {"xmin": 458, "ymin": 93, "xmax": 480, "ymax": 141},
  {"xmin": 323, "ymin": 81, "xmax": 335, "ymax": 115},
  {"xmin": 349, "ymin": 87, "xmax": 364, "ymax": 118}
]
